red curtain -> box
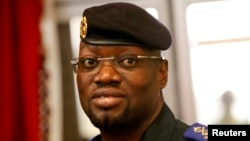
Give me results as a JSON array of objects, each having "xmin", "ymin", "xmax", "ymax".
[{"xmin": 0, "ymin": 0, "xmax": 43, "ymax": 141}]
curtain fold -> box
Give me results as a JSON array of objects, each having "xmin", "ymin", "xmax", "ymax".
[{"xmin": 0, "ymin": 0, "xmax": 43, "ymax": 141}]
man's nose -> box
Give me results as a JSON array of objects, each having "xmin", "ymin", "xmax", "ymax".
[{"xmin": 93, "ymin": 62, "xmax": 122, "ymax": 86}]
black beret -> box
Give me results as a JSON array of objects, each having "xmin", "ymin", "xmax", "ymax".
[{"xmin": 80, "ymin": 2, "xmax": 172, "ymax": 50}]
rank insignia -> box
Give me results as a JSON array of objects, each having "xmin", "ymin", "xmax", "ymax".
[
  {"xmin": 183, "ymin": 123, "xmax": 208, "ymax": 141},
  {"xmin": 80, "ymin": 16, "xmax": 87, "ymax": 39}
]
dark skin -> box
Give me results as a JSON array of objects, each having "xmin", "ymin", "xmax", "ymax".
[{"xmin": 77, "ymin": 42, "xmax": 169, "ymax": 141}]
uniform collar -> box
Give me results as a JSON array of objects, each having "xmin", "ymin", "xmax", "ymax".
[{"xmin": 141, "ymin": 103, "xmax": 180, "ymax": 141}]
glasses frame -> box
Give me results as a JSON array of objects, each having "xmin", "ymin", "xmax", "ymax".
[{"xmin": 70, "ymin": 55, "xmax": 165, "ymax": 73}]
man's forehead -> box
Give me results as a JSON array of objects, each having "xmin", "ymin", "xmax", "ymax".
[{"xmin": 79, "ymin": 42, "xmax": 160, "ymax": 55}]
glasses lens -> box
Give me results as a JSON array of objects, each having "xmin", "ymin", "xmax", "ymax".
[{"xmin": 71, "ymin": 55, "xmax": 163, "ymax": 73}]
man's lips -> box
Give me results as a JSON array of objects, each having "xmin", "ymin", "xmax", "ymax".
[{"xmin": 92, "ymin": 88, "xmax": 126, "ymax": 109}]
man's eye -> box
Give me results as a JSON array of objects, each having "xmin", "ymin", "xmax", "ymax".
[
  {"xmin": 119, "ymin": 57, "xmax": 138, "ymax": 67},
  {"xmin": 79, "ymin": 58, "xmax": 98, "ymax": 68}
]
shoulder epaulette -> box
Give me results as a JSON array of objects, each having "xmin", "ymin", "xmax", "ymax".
[{"xmin": 183, "ymin": 122, "xmax": 208, "ymax": 141}]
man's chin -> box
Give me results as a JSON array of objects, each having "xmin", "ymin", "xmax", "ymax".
[{"xmin": 88, "ymin": 109, "xmax": 129, "ymax": 131}]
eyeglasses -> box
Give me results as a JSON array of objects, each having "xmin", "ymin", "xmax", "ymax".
[{"xmin": 70, "ymin": 54, "xmax": 164, "ymax": 73}]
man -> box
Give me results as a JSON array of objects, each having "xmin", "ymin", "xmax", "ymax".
[{"xmin": 71, "ymin": 2, "xmax": 207, "ymax": 141}]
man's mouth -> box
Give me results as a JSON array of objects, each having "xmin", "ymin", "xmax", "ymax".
[{"xmin": 92, "ymin": 88, "xmax": 126, "ymax": 109}]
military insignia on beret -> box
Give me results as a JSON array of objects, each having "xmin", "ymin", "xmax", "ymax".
[
  {"xmin": 183, "ymin": 123, "xmax": 208, "ymax": 141},
  {"xmin": 80, "ymin": 16, "xmax": 87, "ymax": 39}
]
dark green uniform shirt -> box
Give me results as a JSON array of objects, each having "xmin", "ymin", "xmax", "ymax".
[{"xmin": 141, "ymin": 103, "xmax": 189, "ymax": 141}]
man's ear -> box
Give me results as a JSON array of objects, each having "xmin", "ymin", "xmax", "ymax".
[{"xmin": 159, "ymin": 60, "xmax": 168, "ymax": 89}]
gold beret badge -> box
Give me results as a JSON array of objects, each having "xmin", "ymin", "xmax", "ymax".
[{"xmin": 80, "ymin": 16, "xmax": 87, "ymax": 39}]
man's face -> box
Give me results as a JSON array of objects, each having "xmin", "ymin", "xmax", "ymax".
[{"xmin": 76, "ymin": 42, "xmax": 168, "ymax": 131}]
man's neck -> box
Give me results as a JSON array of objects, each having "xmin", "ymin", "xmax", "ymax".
[{"xmin": 100, "ymin": 129, "xmax": 145, "ymax": 141}]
